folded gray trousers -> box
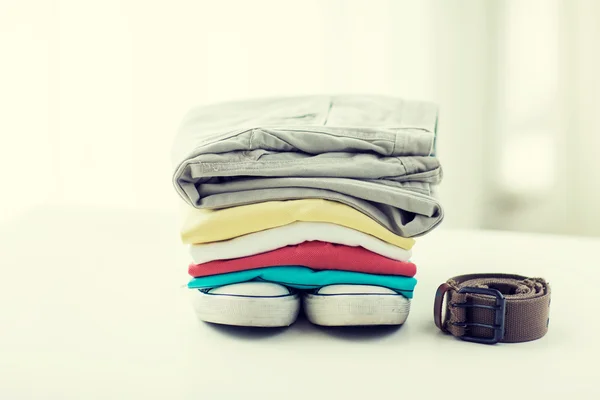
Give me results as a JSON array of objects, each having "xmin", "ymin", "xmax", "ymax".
[{"xmin": 171, "ymin": 95, "xmax": 443, "ymax": 237}]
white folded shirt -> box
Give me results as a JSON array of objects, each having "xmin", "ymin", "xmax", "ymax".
[{"xmin": 188, "ymin": 221, "xmax": 412, "ymax": 264}]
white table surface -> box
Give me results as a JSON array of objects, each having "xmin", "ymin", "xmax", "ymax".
[{"xmin": 1, "ymin": 206, "xmax": 599, "ymax": 399}]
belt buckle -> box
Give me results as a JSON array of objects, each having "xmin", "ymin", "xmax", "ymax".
[{"xmin": 452, "ymin": 287, "xmax": 506, "ymax": 344}]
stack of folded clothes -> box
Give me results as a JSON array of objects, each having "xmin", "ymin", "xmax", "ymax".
[{"xmin": 171, "ymin": 95, "xmax": 443, "ymax": 327}]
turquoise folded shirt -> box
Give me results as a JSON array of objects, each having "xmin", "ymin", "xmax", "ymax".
[{"xmin": 187, "ymin": 266, "xmax": 417, "ymax": 298}]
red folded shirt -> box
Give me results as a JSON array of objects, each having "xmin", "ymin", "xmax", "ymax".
[{"xmin": 188, "ymin": 241, "xmax": 416, "ymax": 278}]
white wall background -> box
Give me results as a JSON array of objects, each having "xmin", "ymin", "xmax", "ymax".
[
  {"xmin": 484, "ymin": 0, "xmax": 600, "ymax": 236},
  {"xmin": 1, "ymin": 0, "xmax": 599, "ymax": 236}
]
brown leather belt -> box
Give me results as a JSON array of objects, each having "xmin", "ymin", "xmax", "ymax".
[{"xmin": 434, "ymin": 274, "xmax": 551, "ymax": 344}]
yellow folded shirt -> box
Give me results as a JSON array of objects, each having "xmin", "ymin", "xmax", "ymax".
[{"xmin": 180, "ymin": 199, "xmax": 415, "ymax": 250}]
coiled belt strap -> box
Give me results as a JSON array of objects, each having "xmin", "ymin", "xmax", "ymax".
[{"xmin": 434, "ymin": 274, "xmax": 551, "ymax": 344}]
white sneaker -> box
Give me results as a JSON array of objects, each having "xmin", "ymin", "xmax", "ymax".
[
  {"xmin": 189, "ymin": 282, "xmax": 301, "ymax": 327},
  {"xmin": 303, "ymin": 285, "xmax": 411, "ymax": 326}
]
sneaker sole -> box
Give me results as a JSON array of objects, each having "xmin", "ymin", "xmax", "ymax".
[
  {"xmin": 189, "ymin": 289, "xmax": 301, "ymax": 327},
  {"xmin": 304, "ymin": 292, "xmax": 411, "ymax": 326}
]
